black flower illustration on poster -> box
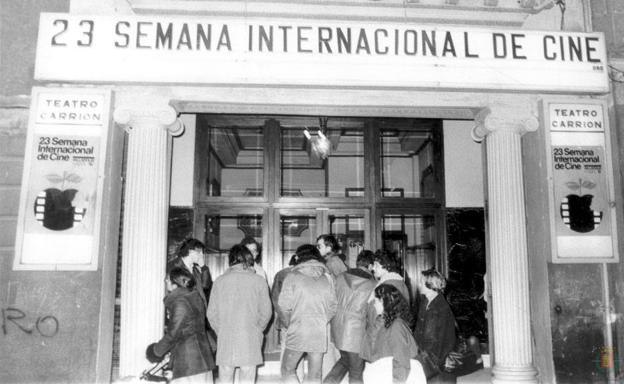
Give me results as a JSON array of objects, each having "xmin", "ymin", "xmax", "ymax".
[
  {"xmin": 33, "ymin": 171, "xmax": 87, "ymax": 231},
  {"xmin": 560, "ymin": 178, "xmax": 602, "ymax": 233}
]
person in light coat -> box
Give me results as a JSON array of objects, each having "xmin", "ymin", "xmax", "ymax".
[
  {"xmin": 207, "ymin": 244, "xmax": 272, "ymax": 384},
  {"xmin": 324, "ymin": 250, "xmax": 376, "ymax": 384},
  {"xmin": 277, "ymin": 244, "xmax": 338, "ymax": 384}
]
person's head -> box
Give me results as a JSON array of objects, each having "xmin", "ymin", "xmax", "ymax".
[
  {"xmin": 316, "ymin": 234, "xmax": 339, "ymax": 257},
  {"xmin": 374, "ymin": 283, "xmax": 413, "ymax": 328},
  {"xmin": 372, "ymin": 250, "xmax": 402, "ymax": 279},
  {"xmin": 166, "ymin": 267, "xmax": 196, "ymax": 292},
  {"xmin": 240, "ymin": 236, "xmax": 261, "ymax": 263},
  {"xmin": 295, "ymin": 244, "xmax": 325, "ymax": 264},
  {"xmin": 229, "ymin": 244, "xmax": 255, "ymax": 268},
  {"xmin": 177, "ymin": 238, "xmax": 206, "ymax": 265},
  {"xmin": 356, "ymin": 250, "xmax": 375, "ymax": 270},
  {"xmin": 419, "ymin": 268, "xmax": 447, "ymax": 295}
]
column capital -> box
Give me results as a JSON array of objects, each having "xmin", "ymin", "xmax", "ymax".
[
  {"xmin": 472, "ymin": 105, "xmax": 538, "ymax": 143},
  {"xmin": 113, "ymin": 103, "xmax": 184, "ymax": 136}
]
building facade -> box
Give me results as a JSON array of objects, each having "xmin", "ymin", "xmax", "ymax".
[{"xmin": 0, "ymin": 0, "xmax": 623, "ymax": 383}]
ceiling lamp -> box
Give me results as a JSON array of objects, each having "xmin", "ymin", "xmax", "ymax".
[{"xmin": 304, "ymin": 117, "xmax": 331, "ymax": 159}]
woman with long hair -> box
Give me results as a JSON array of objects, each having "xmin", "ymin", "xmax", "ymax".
[
  {"xmin": 362, "ymin": 282, "xmax": 425, "ymax": 384},
  {"xmin": 146, "ymin": 267, "xmax": 215, "ymax": 383}
]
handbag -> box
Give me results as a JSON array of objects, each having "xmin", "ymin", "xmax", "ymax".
[{"xmin": 443, "ymin": 336, "xmax": 482, "ymax": 376}]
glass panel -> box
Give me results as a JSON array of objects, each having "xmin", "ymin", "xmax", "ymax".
[
  {"xmin": 279, "ymin": 214, "xmax": 318, "ymax": 268},
  {"xmin": 203, "ymin": 121, "xmax": 264, "ymax": 197},
  {"xmin": 380, "ymin": 120, "xmax": 437, "ymax": 198},
  {"xmin": 382, "ymin": 213, "xmax": 436, "ymax": 303},
  {"xmin": 329, "ymin": 214, "xmax": 366, "ymax": 268},
  {"xmin": 280, "ymin": 117, "xmax": 364, "ymax": 197},
  {"xmin": 203, "ymin": 214, "xmax": 263, "ymax": 279}
]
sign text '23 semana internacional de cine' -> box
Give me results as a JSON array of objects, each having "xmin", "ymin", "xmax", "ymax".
[{"xmin": 35, "ymin": 13, "xmax": 608, "ymax": 92}]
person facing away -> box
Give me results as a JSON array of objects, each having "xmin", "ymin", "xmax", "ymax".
[
  {"xmin": 277, "ymin": 244, "xmax": 338, "ymax": 384},
  {"xmin": 360, "ymin": 250, "xmax": 410, "ymax": 363},
  {"xmin": 316, "ymin": 234, "xmax": 348, "ymax": 278},
  {"xmin": 271, "ymin": 253, "xmax": 301, "ymax": 331},
  {"xmin": 146, "ymin": 267, "xmax": 215, "ymax": 383},
  {"xmin": 240, "ymin": 236, "xmax": 268, "ymax": 281},
  {"xmin": 363, "ymin": 283, "xmax": 421, "ymax": 384},
  {"xmin": 324, "ymin": 250, "xmax": 377, "ymax": 384},
  {"xmin": 206, "ymin": 244, "xmax": 272, "ymax": 384},
  {"xmin": 413, "ymin": 268, "xmax": 457, "ymax": 380},
  {"xmin": 168, "ymin": 238, "xmax": 213, "ymax": 307}
]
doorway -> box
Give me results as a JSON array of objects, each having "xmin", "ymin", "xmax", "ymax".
[{"xmin": 180, "ymin": 113, "xmax": 449, "ymax": 355}]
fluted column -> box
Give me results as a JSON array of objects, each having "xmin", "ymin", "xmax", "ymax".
[
  {"xmin": 473, "ymin": 106, "xmax": 539, "ymax": 384},
  {"xmin": 114, "ymin": 102, "xmax": 183, "ymax": 378}
]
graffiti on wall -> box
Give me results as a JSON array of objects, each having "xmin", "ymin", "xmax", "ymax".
[{"xmin": 1, "ymin": 307, "xmax": 59, "ymax": 337}]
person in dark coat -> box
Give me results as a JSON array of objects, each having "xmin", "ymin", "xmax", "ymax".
[
  {"xmin": 324, "ymin": 250, "xmax": 376, "ymax": 384},
  {"xmin": 277, "ymin": 244, "xmax": 338, "ymax": 384},
  {"xmin": 413, "ymin": 268, "xmax": 457, "ymax": 380},
  {"xmin": 168, "ymin": 238, "xmax": 213, "ymax": 306},
  {"xmin": 364, "ymin": 283, "xmax": 421, "ymax": 384},
  {"xmin": 146, "ymin": 267, "xmax": 215, "ymax": 383}
]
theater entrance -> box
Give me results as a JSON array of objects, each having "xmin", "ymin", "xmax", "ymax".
[{"xmin": 164, "ymin": 113, "xmax": 487, "ymax": 358}]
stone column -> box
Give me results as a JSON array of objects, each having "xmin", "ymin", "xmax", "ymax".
[
  {"xmin": 114, "ymin": 103, "xmax": 183, "ymax": 378},
  {"xmin": 473, "ymin": 106, "xmax": 539, "ymax": 384}
]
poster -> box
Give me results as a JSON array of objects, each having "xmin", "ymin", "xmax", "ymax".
[
  {"xmin": 14, "ymin": 88, "xmax": 111, "ymax": 270},
  {"xmin": 545, "ymin": 100, "xmax": 618, "ymax": 262},
  {"xmin": 552, "ymin": 145, "xmax": 609, "ymax": 236},
  {"xmin": 27, "ymin": 134, "xmax": 100, "ymax": 234}
]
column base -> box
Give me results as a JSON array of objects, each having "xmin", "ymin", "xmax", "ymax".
[{"xmin": 492, "ymin": 364, "xmax": 538, "ymax": 384}]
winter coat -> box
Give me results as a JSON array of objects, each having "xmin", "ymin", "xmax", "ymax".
[
  {"xmin": 369, "ymin": 318, "xmax": 419, "ymax": 383},
  {"xmin": 153, "ymin": 287, "xmax": 215, "ymax": 379},
  {"xmin": 277, "ymin": 259, "xmax": 338, "ymax": 352},
  {"xmin": 207, "ymin": 264, "xmax": 272, "ymax": 367},
  {"xmin": 413, "ymin": 294, "xmax": 456, "ymax": 377},
  {"xmin": 325, "ymin": 253, "xmax": 348, "ymax": 278},
  {"xmin": 330, "ymin": 268, "xmax": 376, "ymax": 353},
  {"xmin": 271, "ymin": 266, "xmax": 293, "ymax": 330}
]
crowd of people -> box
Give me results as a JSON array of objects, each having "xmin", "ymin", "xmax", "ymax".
[{"xmin": 146, "ymin": 235, "xmax": 474, "ymax": 384}]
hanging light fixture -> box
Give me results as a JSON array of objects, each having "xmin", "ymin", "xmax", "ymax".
[{"xmin": 304, "ymin": 117, "xmax": 331, "ymax": 159}]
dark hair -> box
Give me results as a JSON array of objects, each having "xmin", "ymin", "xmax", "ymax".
[
  {"xmin": 178, "ymin": 238, "xmax": 205, "ymax": 258},
  {"xmin": 374, "ymin": 283, "xmax": 413, "ymax": 328},
  {"xmin": 356, "ymin": 250, "xmax": 375, "ymax": 268},
  {"xmin": 295, "ymin": 244, "xmax": 325, "ymax": 264},
  {"xmin": 421, "ymin": 268, "xmax": 446, "ymax": 294},
  {"xmin": 240, "ymin": 236, "xmax": 262, "ymax": 263},
  {"xmin": 317, "ymin": 234, "xmax": 340, "ymax": 253},
  {"xmin": 374, "ymin": 250, "xmax": 402, "ymax": 274},
  {"xmin": 288, "ymin": 254, "xmax": 300, "ymax": 266},
  {"xmin": 229, "ymin": 244, "xmax": 255, "ymax": 268},
  {"xmin": 169, "ymin": 267, "xmax": 196, "ymax": 290}
]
